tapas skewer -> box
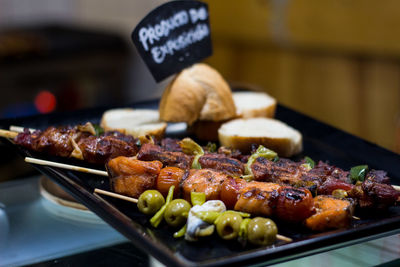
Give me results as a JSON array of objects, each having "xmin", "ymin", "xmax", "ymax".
[
  {"xmin": 25, "ymin": 156, "xmax": 361, "ymax": 228},
  {"xmin": 22, "ymin": 155, "xmax": 295, "ymax": 243}
]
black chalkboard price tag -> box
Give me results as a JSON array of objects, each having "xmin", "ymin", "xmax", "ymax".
[{"xmin": 132, "ymin": 0, "xmax": 212, "ymax": 82}]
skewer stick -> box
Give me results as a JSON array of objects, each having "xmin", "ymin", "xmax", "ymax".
[
  {"xmin": 25, "ymin": 157, "xmax": 108, "ymax": 177},
  {"xmin": 276, "ymin": 234, "xmax": 292, "ymax": 243},
  {"xmin": 0, "ymin": 129, "xmax": 18, "ymax": 139},
  {"xmin": 94, "ymin": 188, "xmax": 138, "ymax": 203},
  {"xmin": 10, "ymin": 125, "xmax": 36, "ymax": 133}
]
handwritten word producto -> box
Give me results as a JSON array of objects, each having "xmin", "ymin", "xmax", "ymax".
[{"xmin": 138, "ymin": 7, "xmax": 209, "ymax": 64}]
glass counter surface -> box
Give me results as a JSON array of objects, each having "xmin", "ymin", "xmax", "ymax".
[{"xmin": 0, "ymin": 175, "xmax": 399, "ymax": 267}]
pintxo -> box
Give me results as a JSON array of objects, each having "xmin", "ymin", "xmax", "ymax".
[{"xmin": 132, "ymin": 0, "xmax": 212, "ymax": 82}]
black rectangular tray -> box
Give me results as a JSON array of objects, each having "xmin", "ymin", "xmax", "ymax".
[{"xmin": 1, "ymin": 99, "xmax": 400, "ymax": 266}]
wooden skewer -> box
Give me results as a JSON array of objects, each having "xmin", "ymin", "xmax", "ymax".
[
  {"xmin": 276, "ymin": 234, "xmax": 292, "ymax": 243},
  {"xmin": 0, "ymin": 126, "xmax": 36, "ymax": 139},
  {"xmin": 94, "ymin": 188, "xmax": 138, "ymax": 203},
  {"xmin": 25, "ymin": 157, "xmax": 108, "ymax": 177},
  {"xmin": 0, "ymin": 129, "xmax": 18, "ymax": 139},
  {"xmin": 10, "ymin": 125, "xmax": 35, "ymax": 133}
]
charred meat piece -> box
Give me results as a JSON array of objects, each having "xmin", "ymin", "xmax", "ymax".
[
  {"xmin": 362, "ymin": 179, "xmax": 400, "ymax": 209},
  {"xmin": 234, "ymin": 182, "xmax": 281, "ymax": 217},
  {"xmin": 107, "ymin": 156, "xmax": 163, "ymax": 198},
  {"xmin": 233, "ymin": 182, "xmax": 314, "ymax": 222},
  {"xmin": 305, "ymin": 195, "xmax": 354, "ymax": 231},
  {"xmin": 275, "ymin": 186, "xmax": 315, "ymax": 223},
  {"xmin": 198, "ymin": 153, "xmax": 244, "ymax": 176},
  {"xmin": 251, "ymin": 157, "xmax": 303, "ymax": 184},
  {"xmin": 160, "ymin": 138, "xmax": 183, "ymax": 152},
  {"xmin": 217, "ymin": 146, "xmax": 248, "ymax": 163},
  {"xmin": 137, "ymin": 143, "xmax": 193, "ymax": 169},
  {"xmin": 181, "ymin": 169, "xmax": 229, "ymax": 201},
  {"xmin": 304, "ymin": 161, "xmax": 350, "ymax": 184},
  {"xmin": 366, "ymin": 170, "xmax": 391, "ymax": 184},
  {"xmin": 77, "ymin": 132, "xmax": 139, "ymax": 164}
]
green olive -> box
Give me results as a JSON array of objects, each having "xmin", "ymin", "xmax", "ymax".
[
  {"xmin": 247, "ymin": 217, "xmax": 278, "ymax": 246},
  {"xmin": 215, "ymin": 212, "xmax": 243, "ymax": 240},
  {"xmin": 137, "ymin": 190, "xmax": 165, "ymax": 215},
  {"xmin": 164, "ymin": 199, "xmax": 191, "ymax": 228}
]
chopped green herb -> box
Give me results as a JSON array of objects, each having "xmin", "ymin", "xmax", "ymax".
[
  {"xmin": 304, "ymin": 156, "xmax": 315, "ymax": 168},
  {"xmin": 350, "ymin": 165, "xmax": 368, "ymax": 184},
  {"xmin": 205, "ymin": 142, "xmax": 217, "ymax": 153},
  {"xmin": 93, "ymin": 124, "xmax": 104, "ymax": 136}
]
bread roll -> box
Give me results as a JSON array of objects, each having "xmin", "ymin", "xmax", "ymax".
[
  {"xmin": 159, "ymin": 63, "xmax": 236, "ymax": 125},
  {"xmin": 233, "ymin": 91, "xmax": 276, "ymax": 118},
  {"xmin": 218, "ymin": 118, "xmax": 302, "ymax": 157},
  {"xmin": 100, "ymin": 108, "xmax": 167, "ymax": 139}
]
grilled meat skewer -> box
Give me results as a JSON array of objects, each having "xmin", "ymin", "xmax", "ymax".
[
  {"xmin": 107, "ymin": 156, "xmax": 315, "ymax": 223},
  {"xmin": 251, "ymin": 157, "xmax": 400, "ymax": 209},
  {"xmin": 107, "ymin": 156, "xmax": 356, "ymax": 231},
  {"xmin": 14, "ymin": 125, "xmax": 139, "ymax": 164}
]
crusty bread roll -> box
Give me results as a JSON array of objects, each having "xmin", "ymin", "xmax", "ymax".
[
  {"xmin": 233, "ymin": 91, "xmax": 277, "ymax": 118},
  {"xmin": 218, "ymin": 118, "xmax": 302, "ymax": 157},
  {"xmin": 100, "ymin": 108, "xmax": 167, "ymax": 139},
  {"xmin": 159, "ymin": 63, "xmax": 236, "ymax": 125}
]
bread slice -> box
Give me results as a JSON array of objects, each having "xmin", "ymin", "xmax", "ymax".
[
  {"xmin": 218, "ymin": 118, "xmax": 302, "ymax": 157},
  {"xmin": 233, "ymin": 91, "xmax": 277, "ymax": 118},
  {"xmin": 159, "ymin": 63, "xmax": 236, "ymax": 125},
  {"xmin": 100, "ymin": 108, "xmax": 167, "ymax": 139}
]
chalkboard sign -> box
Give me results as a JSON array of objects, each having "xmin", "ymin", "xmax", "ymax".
[{"xmin": 132, "ymin": 0, "xmax": 212, "ymax": 82}]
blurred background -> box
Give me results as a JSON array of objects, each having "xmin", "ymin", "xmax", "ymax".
[{"xmin": 1, "ymin": 0, "xmax": 400, "ymax": 181}]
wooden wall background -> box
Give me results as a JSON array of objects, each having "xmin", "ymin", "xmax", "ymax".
[{"xmin": 204, "ymin": 0, "xmax": 400, "ymax": 153}]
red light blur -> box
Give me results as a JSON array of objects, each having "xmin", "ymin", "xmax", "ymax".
[{"xmin": 34, "ymin": 90, "xmax": 57, "ymax": 113}]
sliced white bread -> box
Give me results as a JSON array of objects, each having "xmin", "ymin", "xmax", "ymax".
[
  {"xmin": 233, "ymin": 91, "xmax": 277, "ymax": 118},
  {"xmin": 218, "ymin": 117, "xmax": 302, "ymax": 157},
  {"xmin": 100, "ymin": 108, "xmax": 167, "ymax": 139}
]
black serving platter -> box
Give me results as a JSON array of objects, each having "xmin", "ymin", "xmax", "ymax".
[{"xmin": 1, "ymin": 99, "xmax": 400, "ymax": 267}]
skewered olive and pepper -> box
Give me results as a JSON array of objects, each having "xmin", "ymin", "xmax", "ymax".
[
  {"xmin": 164, "ymin": 199, "xmax": 191, "ymax": 228},
  {"xmin": 136, "ymin": 187, "xmax": 280, "ymax": 247}
]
